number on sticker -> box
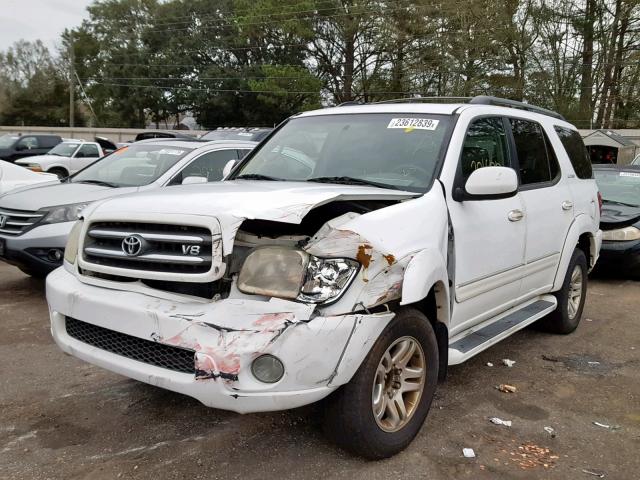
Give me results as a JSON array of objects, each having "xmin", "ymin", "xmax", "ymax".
[{"xmin": 387, "ymin": 118, "xmax": 440, "ymax": 130}]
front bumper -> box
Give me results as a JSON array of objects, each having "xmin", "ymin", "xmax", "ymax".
[
  {"xmin": 596, "ymin": 238, "xmax": 640, "ymax": 275},
  {"xmin": 0, "ymin": 221, "xmax": 73, "ymax": 274},
  {"xmin": 46, "ymin": 268, "xmax": 394, "ymax": 413}
]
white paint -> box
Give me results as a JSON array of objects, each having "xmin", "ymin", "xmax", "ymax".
[
  {"xmin": 464, "ymin": 166, "xmax": 518, "ymax": 196},
  {"xmin": 0, "ymin": 160, "xmax": 58, "ymax": 195}
]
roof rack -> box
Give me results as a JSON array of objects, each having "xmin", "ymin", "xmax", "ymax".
[
  {"xmin": 468, "ymin": 96, "xmax": 565, "ymax": 120},
  {"xmin": 358, "ymin": 95, "xmax": 564, "ymax": 121},
  {"xmin": 373, "ymin": 96, "xmax": 472, "ymax": 105}
]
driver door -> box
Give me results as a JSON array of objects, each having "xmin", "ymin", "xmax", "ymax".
[{"xmin": 448, "ymin": 116, "xmax": 526, "ymax": 335}]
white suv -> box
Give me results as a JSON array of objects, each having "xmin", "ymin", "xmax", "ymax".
[{"xmin": 46, "ymin": 97, "xmax": 601, "ymax": 459}]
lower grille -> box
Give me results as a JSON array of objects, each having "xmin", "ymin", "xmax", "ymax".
[{"xmin": 65, "ymin": 317, "xmax": 195, "ymax": 374}]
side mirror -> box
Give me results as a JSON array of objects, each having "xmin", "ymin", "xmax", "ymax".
[
  {"xmin": 182, "ymin": 175, "xmax": 208, "ymax": 185},
  {"xmin": 455, "ymin": 166, "xmax": 518, "ymax": 201},
  {"xmin": 222, "ymin": 159, "xmax": 236, "ymax": 178}
]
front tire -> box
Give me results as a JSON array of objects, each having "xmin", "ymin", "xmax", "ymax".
[
  {"xmin": 537, "ymin": 248, "xmax": 588, "ymax": 334},
  {"xmin": 49, "ymin": 167, "xmax": 68, "ymax": 180},
  {"xmin": 323, "ymin": 308, "xmax": 439, "ymax": 459}
]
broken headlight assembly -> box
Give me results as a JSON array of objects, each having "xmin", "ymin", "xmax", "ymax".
[{"xmin": 238, "ymin": 246, "xmax": 359, "ymax": 304}]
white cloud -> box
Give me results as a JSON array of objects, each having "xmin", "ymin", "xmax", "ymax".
[{"xmin": 0, "ymin": 0, "xmax": 93, "ymax": 53}]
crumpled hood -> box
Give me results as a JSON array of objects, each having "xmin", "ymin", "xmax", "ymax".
[
  {"xmin": 601, "ymin": 203, "xmax": 640, "ymax": 230},
  {"xmin": 86, "ymin": 180, "xmax": 418, "ymax": 224},
  {"xmin": 0, "ymin": 182, "xmax": 139, "ymax": 211}
]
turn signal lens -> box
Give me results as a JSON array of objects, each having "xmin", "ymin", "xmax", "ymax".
[{"xmin": 64, "ymin": 220, "xmax": 83, "ymax": 264}]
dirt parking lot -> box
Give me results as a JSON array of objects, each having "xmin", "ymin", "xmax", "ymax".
[{"xmin": 1, "ymin": 262, "xmax": 639, "ymax": 480}]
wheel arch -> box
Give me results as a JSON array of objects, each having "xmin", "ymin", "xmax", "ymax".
[
  {"xmin": 400, "ymin": 249, "xmax": 450, "ymax": 381},
  {"xmin": 553, "ymin": 214, "xmax": 597, "ymax": 291}
]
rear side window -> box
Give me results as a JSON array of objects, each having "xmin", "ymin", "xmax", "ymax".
[
  {"xmin": 38, "ymin": 136, "xmax": 61, "ymax": 148},
  {"xmin": 554, "ymin": 126, "xmax": 592, "ymax": 179},
  {"xmin": 460, "ymin": 117, "xmax": 510, "ymax": 182},
  {"xmin": 510, "ymin": 119, "xmax": 559, "ymax": 186}
]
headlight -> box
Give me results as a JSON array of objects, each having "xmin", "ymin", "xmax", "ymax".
[
  {"xmin": 41, "ymin": 203, "xmax": 88, "ymax": 225},
  {"xmin": 64, "ymin": 220, "xmax": 83, "ymax": 264},
  {"xmin": 298, "ymin": 256, "xmax": 359, "ymax": 303},
  {"xmin": 24, "ymin": 163, "xmax": 42, "ymax": 172},
  {"xmin": 238, "ymin": 246, "xmax": 359, "ymax": 304},
  {"xmin": 602, "ymin": 226, "xmax": 640, "ymax": 241}
]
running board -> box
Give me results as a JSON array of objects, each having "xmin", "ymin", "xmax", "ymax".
[{"xmin": 448, "ymin": 296, "xmax": 557, "ymax": 365}]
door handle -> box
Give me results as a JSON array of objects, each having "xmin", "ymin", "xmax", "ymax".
[
  {"xmin": 562, "ymin": 200, "xmax": 573, "ymax": 211},
  {"xmin": 508, "ymin": 209, "xmax": 524, "ymax": 222}
]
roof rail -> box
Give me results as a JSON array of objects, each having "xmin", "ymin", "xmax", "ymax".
[
  {"xmin": 373, "ymin": 96, "xmax": 472, "ymax": 104},
  {"xmin": 469, "ymin": 95, "xmax": 565, "ymax": 120}
]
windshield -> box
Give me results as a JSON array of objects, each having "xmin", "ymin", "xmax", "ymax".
[
  {"xmin": 0, "ymin": 135, "xmax": 18, "ymax": 149},
  {"xmin": 72, "ymin": 144, "xmax": 194, "ymax": 187},
  {"xmin": 594, "ymin": 169, "xmax": 640, "ymax": 207},
  {"xmin": 632, "ymin": 155, "xmax": 640, "ymax": 166},
  {"xmin": 233, "ymin": 113, "xmax": 451, "ymax": 192},
  {"xmin": 49, "ymin": 142, "xmax": 80, "ymax": 157}
]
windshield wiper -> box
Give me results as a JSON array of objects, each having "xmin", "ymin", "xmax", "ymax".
[
  {"xmin": 602, "ymin": 199, "xmax": 640, "ymax": 208},
  {"xmin": 307, "ymin": 176, "xmax": 400, "ymax": 190},
  {"xmin": 75, "ymin": 179, "xmax": 119, "ymax": 188},
  {"xmin": 235, "ymin": 173, "xmax": 284, "ymax": 181}
]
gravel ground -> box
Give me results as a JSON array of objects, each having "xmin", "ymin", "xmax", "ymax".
[{"xmin": 1, "ymin": 262, "xmax": 639, "ymax": 480}]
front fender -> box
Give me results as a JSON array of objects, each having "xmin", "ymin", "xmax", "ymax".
[{"xmin": 400, "ymin": 248, "xmax": 450, "ymax": 325}]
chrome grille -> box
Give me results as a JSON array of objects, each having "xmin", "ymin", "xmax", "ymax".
[
  {"xmin": 83, "ymin": 221, "xmax": 214, "ymax": 274},
  {"xmin": 0, "ymin": 208, "xmax": 46, "ymax": 236}
]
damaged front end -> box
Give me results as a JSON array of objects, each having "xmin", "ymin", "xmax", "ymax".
[{"xmin": 48, "ymin": 184, "xmax": 447, "ymax": 412}]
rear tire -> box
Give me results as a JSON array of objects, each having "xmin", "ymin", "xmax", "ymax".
[
  {"xmin": 537, "ymin": 248, "xmax": 587, "ymax": 334},
  {"xmin": 323, "ymin": 308, "xmax": 439, "ymax": 459},
  {"xmin": 49, "ymin": 167, "xmax": 68, "ymax": 179}
]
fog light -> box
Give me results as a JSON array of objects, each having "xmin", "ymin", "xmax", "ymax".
[
  {"xmin": 48, "ymin": 249, "xmax": 64, "ymax": 262},
  {"xmin": 251, "ymin": 354, "xmax": 284, "ymax": 383}
]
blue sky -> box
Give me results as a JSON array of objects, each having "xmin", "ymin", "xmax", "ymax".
[{"xmin": 0, "ymin": 0, "xmax": 92, "ymax": 53}]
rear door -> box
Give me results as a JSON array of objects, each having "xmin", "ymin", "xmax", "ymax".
[
  {"xmin": 509, "ymin": 118, "xmax": 573, "ymax": 296},
  {"xmin": 554, "ymin": 126, "xmax": 598, "ymax": 230}
]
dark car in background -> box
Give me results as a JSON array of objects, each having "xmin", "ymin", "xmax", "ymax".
[
  {"xmin": 593, "ymin": 164, "xmax": 640, "ymax": 276},
  {"xmin": 134, "ymin": 131, "xmax": 195, "ymax": 142},
  {"xmin": 201, "ymin": 127, "xmax": 273, "ymax": 142},
  {"xmin": 0, "ymin": 134, "xmax": 63, "ymax": 162}
]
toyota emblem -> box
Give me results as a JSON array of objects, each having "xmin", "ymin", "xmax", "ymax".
[
  {"xmin": 122, "ymin": 235, "xmax": 144, "ymax": 256},
  {"xmin": 0, "ymin": 215, "xmax": 6, "ymax": 229}
]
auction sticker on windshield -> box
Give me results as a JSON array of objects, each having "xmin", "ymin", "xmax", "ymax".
[
  {"xmin": 620, "ymin": 172, "xmax": 640, "ymax": 178},
  {"xmin": 387, "ymin": 118, "xmax": 440, "ymax": 130}
]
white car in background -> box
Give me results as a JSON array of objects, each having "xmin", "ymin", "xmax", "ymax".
[
  {"xmin": 0, "ymin": 160, "xmax": 58, "ymax": 196},
  {"xmin": 15, "ymin": 138, "xmax": 116, "ymax": 179}
]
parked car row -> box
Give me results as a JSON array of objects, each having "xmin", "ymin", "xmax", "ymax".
[{"xmin": 3, "ymin": 97, "xmax": 635, "ymax": 459}]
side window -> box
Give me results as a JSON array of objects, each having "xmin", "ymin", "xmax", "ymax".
[
  {"xmin": 39, "ymin": 136, "xmax": 60, "ymax": 149},
  {"xmin": 237, "ymin": 149, "xmax": 252, "ymax": 159},
  {"xmin": 171, "ymin": 149, "xmax": 238, "ymax": 185},
  {"xmin": 16, "ymin": 136, "xmax": 39, "ymax": 150},
  {"xmin": 510, "ymin": 119, "xmax": 559, "ymax": 186},
  {"xmin": 460, "ymin": 117, "xmax": 510, "ymax": 182},
  {"xmin": 78, "ymin": 144, "xmax": 100, "ymax": 158},
  {"xmin": 554, "ymin": 126, "xmax": 592, "ymax": 179}
]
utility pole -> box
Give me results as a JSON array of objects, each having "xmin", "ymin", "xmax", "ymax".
[{"xmin": 69, "ymin": 43, "xmax": 75, "ymax": 128}]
